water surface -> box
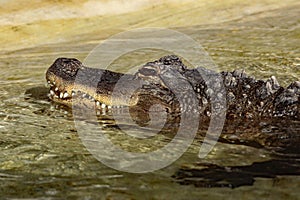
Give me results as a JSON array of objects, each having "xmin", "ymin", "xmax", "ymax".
[{"xmin": 0, "ymin": 1, "xmax": 299, "ymax": 199}]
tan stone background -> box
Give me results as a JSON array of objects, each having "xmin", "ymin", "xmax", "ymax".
[{"xmin": 1, "ymin": 0, "xmax": 299, "ymax": 52}]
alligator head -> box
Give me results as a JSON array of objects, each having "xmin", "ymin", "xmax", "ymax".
[{"xmin": 45, "ymin": 56, "xmax": 182, "ymax": 112}]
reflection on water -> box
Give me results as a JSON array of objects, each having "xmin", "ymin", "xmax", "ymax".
[{"xmin": 0, "ymin": 0, "xmax": 299, "ymax": 199}]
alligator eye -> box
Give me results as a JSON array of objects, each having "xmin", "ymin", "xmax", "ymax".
[{"xmin": 139, "ymin": 68, "xmax": 157, "ymax": 76}]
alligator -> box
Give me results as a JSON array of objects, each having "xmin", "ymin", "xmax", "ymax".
[
  {"xmin": 46, "ymin": 55, "xmax": 299, "ymax": 120},
  {"xmin": 45, "ymin": 55, "xmax": 300, "ymax": 188}
]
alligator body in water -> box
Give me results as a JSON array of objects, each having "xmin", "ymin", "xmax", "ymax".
[
  {"xmin": 45, "ymin": 55, "xmax": 300, "ymax": 188},
  {"xmin": 46, "ymin": 55, "xmax": 299, "ymax": 120}
]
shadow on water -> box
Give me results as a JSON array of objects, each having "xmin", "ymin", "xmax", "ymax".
[
  {"xmin": 173, "ymin": 158, "xmax": 300, "ymax": 188},
  {"xmin": 24, "ymin": 86, "xmax": 49, "ymax": 101},
  {"xmin": 173, "ymin": 120, "xmax": 300, "ymax": 188}
]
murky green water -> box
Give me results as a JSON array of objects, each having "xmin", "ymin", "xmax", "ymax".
[{"xmin": 0, "ymin": 1, "xmax": 299, "ymax": 199}]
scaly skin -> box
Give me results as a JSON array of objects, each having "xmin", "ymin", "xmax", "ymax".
[{"xmin": 46, "ymin": 55, "xmax": 299, "ymax": 119}]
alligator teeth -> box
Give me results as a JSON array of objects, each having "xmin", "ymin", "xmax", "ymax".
[
  {"xmin": 59, "ymin": 93, "xmax": 63, "ymax": 99},
  {"xmin": 50, "ymin": 90, "xmax": 55, "ymax": 96},
  {"xmin": 82, "ymin": 94, "xmax": 86, "ymax": 98},
  {"xmin": 55, "ymin": 87, "xmax": 59, "ymax": 91},
  {"xmin": 47, "ymin": 81, "xmax": 51, "ymax": 84},
  {"xmin": 107, "ymin": 105, "xmax": 112, "ymax": 109},
  {"xmin": 63, "ymin": 92, "xmax": 69, "ymax": 98},
  {"xmin": 96, "ymin": 101, "xmax": 100, "ymax": 107},
  {"xmin": 72, "ymin": 91, "xmax": 76, "ymax": 96},
  {"xmin": 101, "ymin": 104, "xmax": 106, "ymax": 109},
  {"xmin": 111, "ymin": 105, "xmax": 123, "ymax": 109}
]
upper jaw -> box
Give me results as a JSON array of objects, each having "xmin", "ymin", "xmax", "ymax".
[{"xmin": 46, "ymin": 73, "xmax": 74, "ymax": 106}]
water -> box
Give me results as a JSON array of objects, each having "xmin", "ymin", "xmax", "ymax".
[{"xmin": 0, "ymin": 1, "xmax": 299, "ymax": 199}]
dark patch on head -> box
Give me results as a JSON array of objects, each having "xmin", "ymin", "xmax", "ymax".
[{"xmin": 47, "ymin": 58, "xmax": 83, "ymax": 79}]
